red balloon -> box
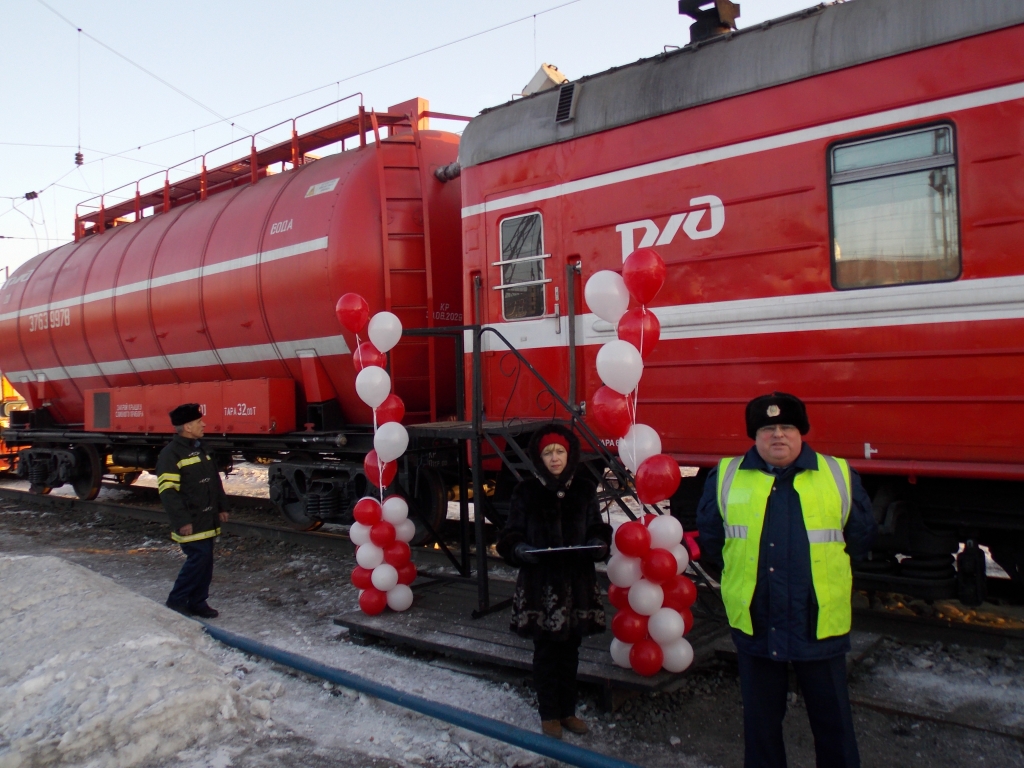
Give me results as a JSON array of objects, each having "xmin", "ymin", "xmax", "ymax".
[
  {"xmin": 607, "ymin": 584, "xmax": 631, "ymax": 611},
  {"xmin": 641, "ymin": 514, "xmax": 659, "ymax": 527},
  {"xmin": 396, "ymin": 561, "xmax": 418, "ymax": 585},
  {"xmin": 641, "ymin": 548, "xmax": 677, "ymax": 584},
  {"xmin": 662, "ymin": 574, "xmax": 698, "ymax": 611},
  {"xmin": 353, "ymin": 497, "xmax": 382, "ymax": 526},
  {"xmin": 350, "ymin": 566, "xmax": 373, "ymax": 590},
  {"xmin": 358, "ymin": 587, "xmax": 388, "ymax": 615},
  {"xmin": 622, "ymin": 247, "xmax": 666, "ymax": 305},
  {"xmin": 629, "ymin": 638, "xmax": 664, "ymax": 677},
  {"xmin": 364, "ymin": 450, "xmax": 397, "ymax": 489},
  {"xmin": 384, "ymin": 540, "xmax": 411, "ymax": 567},
  {"xmin": 679, "ymin": 606, "xmax": 694, "ymax": 635},
  {"xmin": 616, "ymin": 308, "xmax": 661, "ymax": 359},
  {"xmin": 370, "ymin": 520, "xmax": 396, "ymax": 548},
  {"xmin": 376, "ymin": 393, "xmax": 406, "ymax": 425},
  {"xmin": 589, "ymin": 386, "xmax": 633, "ymax": 440},
  {"xmin": 353, "ymin": 342, "xmax": 386, "ymax": 371},
  {"xmin": 635, "ymin": 454, "xmax": 682, "ymax": 504},
  {"xmin": 615, "ymin": 521, "xmax": 651, "ymax": 558},
  {"xmin": 336, "ymin": 293, "xmax": 370, "ymax": 334},
  {"xmin": 611, "ymin": 608, "xmax": 649, "ymax": 644}
]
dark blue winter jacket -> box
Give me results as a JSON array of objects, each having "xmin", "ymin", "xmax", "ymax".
[{"xmin": 696, "ymin": 443, "xmax": 876, "ymax": 661}]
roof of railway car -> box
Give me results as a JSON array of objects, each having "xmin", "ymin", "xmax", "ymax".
[{"xmin": 459, "ymin": 0, "xmax": 1024, "ymax": 169}]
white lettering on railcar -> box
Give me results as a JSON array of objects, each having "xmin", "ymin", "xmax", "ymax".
[
  {"xmin": 432, "ymin": 302, "xmax": 463, "ymax": 322},
  {"xmin": 305, "ymin": 178, "xmax": 340, "ymax": 198},
  {"xmin": 615, "ymin": 194, "xmax": 725, "ymax": 261},
  {"xmin": 269, "ymin": 219, "xmax": 294, "ymax": 235},
  {"xmin": 223, "ymin": 402, "xmax": 256, "ymax": 417},
  {"xmin": 27, "ymin": 308, "xmax": 71, "ymax": 332},
  {"xmin": 114, "ymin": 403, "xmax": 144, "ymax": 418},
  {"xmin": 2, "ymin": 269, "xmax": 34, "ymax": 289}
]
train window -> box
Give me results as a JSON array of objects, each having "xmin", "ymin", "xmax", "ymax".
[
  {"xmin": 830, "ymin": 125, "xmax": 959, "ymax": 289},
  {"xmin": 497, "ymin": 213, "xmax": 550, "ymax": 319}
]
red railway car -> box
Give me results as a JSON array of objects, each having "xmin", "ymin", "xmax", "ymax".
[
  {"xmin": 458, "ymin": 0, "xmax": 1024, "ymax": 598},
  {"xmin": 2, "ymin": 0, "xmax": 1023, "ymax": 600}
]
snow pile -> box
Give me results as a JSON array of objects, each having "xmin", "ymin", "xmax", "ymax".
[{"xmin": 0, "ymin": 555, "xmax": 257, "ymax": 768}]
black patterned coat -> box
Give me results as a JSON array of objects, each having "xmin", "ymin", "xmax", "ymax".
[{"xmin": 496, "ymin": 424, "xmax": 613, "ymax": 640}]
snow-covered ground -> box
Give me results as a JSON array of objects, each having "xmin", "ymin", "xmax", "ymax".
[{"xmin": 2, "ymin": 484, "xmax": 1024, "ymax": 767}]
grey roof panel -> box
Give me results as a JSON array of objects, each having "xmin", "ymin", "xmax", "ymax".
[{"xmin": 459, "ymin": 0, "xmax": 1024, "ymax": 168}]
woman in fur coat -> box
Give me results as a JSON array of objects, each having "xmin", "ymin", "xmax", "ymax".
[{"xmin": 496, "ymin": 423, "xmax": 613, "ymax": 739}]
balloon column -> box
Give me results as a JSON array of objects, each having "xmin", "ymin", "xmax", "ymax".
[
  {"xmin": 607, "ymin": 515, "xmax": 697, "ymax": 675},
  {"xmin": 584, "ymin": 248, "xmax": 697, "ymax": 675},
  {"xmin": 336, "ymin": 293, "xmax": 418, "ymax": 615}
]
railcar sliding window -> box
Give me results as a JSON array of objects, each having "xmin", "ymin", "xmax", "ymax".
[
  {"xmin": 497, "ymin": 213, "xmax": 549, "ymax": 320},
  {"xmin": 830, "ymin": 125, "xmax": 960, "ymax": 289}
]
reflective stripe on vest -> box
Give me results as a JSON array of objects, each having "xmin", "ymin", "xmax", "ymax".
[{"xmin": 717, "ymin": 452, "xmax": 853, "ymax": 640}]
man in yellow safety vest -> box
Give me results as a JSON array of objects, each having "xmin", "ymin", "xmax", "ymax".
[{"xmin": 696, "ymin": 392, "xmax": 876, "ymax": 768}]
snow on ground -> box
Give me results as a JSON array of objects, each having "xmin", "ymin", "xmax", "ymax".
[{"xmin": 0, "ymin": 555, "xmax": 259, "ymax": 768}]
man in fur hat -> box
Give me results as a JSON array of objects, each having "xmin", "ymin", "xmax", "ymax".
[
  {"xmin": 157, "ymin": 403, "xmax": 228, "ymax": 618},
  {"xmin": 697, "ymin": 392, "xmax": 876, "ymax": 768}
]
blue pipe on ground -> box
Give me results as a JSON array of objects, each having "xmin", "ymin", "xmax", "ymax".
[{"xmin": 203, "ymin": 624, "xmax": 641, "ymax": 768}]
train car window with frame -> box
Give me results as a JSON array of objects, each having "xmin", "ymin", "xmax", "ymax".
[
  {"xmin": 497, "ymin": 212, "xmax": 550, "ymax": 320},
  {"xmin": 829, "ymin": 124, "xmax": 960, "ymax": 290}
]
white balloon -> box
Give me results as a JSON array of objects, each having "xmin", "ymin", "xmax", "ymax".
[
  {"xmin": 619, "ymin": 424, "xmax": 662, "ymax": 474},
  {"xmin": 355, "ymin": 366, "xmax": 392, "ymax": 409},
  {"xmin": 371, "ymin": 563, "xmax": 399, "ymax": 592},
  {"xmin": 355, "ymin": 543, "xmax": 384, "ymax": 569},
  {"xmin": 609, "ymin": 638, "xmax": 633, "ymax": 669},
  {"xmin": 374, "ymin": 421, "xmax": 409, "ymax": 463},
  {"xmin": 648, "ymin": 515, "xmax": 684, "ymax": 549},
  {"xmin": 648, "ymin": 607, "xmax": 685, "ymax": 645},
  {"xmin": 670, "ymin": 543, "xmax": 690, "ymax": 575},
  {"xmin": 606, "ymin": 554, "xmax": 643, "ymax": 588},
  {"xmin": 382, "ymin": 496, "xmax": 409, "ymax": 524},
  {"xmin": 395, "ymin": 518, "xmax": 416, "ymax": 543},
  {"xmin": 596, "ymin": 340, "xmax": 643, "ymax": 395},
  {"xmin": 660, "ymin": 637, "xmax": 694, "ymax": 673},
  {"xmin": 349, "ymin": 521, "xmax": 371, "ymax": 547},
  {"xmin": 386, "ymin": 584, "xmax": 414, "ymax": 612},
  {"xmin": 628, "ymin": 579, "xmax": 665, "ymax": 616},
  {"xmin": 368, "ymin": 311, "xmax": 403, "ymax": 353},
  {"xmin": 585, "ymin": 270, "xmax": 631, "ymax": 324}
]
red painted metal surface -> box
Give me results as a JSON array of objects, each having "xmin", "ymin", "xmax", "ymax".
[
  {"xmin": 460, "ymin": 24, "xmax": 1024, "ymax": 480},
  {"xmin": 84, "ymin": 378, "xmax": 296, "ymax": 434},
  {"xmin": 0, "ymin": 100, "xmax": 464, "ymax": 432}
]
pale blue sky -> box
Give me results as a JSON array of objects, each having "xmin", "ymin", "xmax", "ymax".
[{"xmin": 0, "ymin": 0, "xmax": 817, "ymax": 276}]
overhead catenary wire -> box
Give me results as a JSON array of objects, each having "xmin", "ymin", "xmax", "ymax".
[{"xmin": 1, "ymin": 0, "xmax": 586, "ymax": 240}]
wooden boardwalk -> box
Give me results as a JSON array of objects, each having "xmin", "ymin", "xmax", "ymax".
[{"xmin": 334, "ymin": 574, "xmax": 729, "ymax": 700}]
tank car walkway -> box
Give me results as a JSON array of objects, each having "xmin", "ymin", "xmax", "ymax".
[{"xmin": 334, "ymin": 573, "xmax": 729, "ymax": 705}]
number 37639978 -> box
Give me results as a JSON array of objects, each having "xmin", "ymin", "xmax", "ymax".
[{"xmin": 28, "ymin": 308, "xmax": 71, "ymax": 332}]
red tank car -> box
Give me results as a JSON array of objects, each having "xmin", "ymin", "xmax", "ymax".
[
  {"xmin": 458, "ymin": 0, "xmax": 1024, "ymax": 600},
  {"xmin": 0, "ymin": 100, "xmax": 465, "ymax": 529}
]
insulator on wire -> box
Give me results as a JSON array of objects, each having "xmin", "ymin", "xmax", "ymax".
[
  {"xmin": 74, "ymin": 152, "xmax": 84, "ymax": 166},
  {"xmin": 24, "ymin": 191, "xmax": 38, "ymax": 200}
]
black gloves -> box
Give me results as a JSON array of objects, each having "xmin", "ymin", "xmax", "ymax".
[
  {"xmin": 586, "ymin": 539, "xmax": 610, "ymax": 561},
  {"xmin": 514, "ymin": 542, "xmax": 539, "ymax": 564}
]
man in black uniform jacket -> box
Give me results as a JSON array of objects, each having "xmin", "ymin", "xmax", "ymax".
[{"xmin": 157, "ymin": 403, "xmax": 228, "ymax": 619}]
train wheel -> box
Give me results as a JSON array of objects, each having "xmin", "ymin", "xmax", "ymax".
[
  {"xmin": 410, "ymin": 466, "xmax": 448, "ymax": 547},
  {"xmin": 270, "ymin": 452, "xmax": 324, "ymax": 532},
  {"xmin": 72, "ymin": 444, "xmax": 103, "ymax": 501},
  {"xmin": 29, "ymin": 483, "xmax": 52, "ymax": 495}
]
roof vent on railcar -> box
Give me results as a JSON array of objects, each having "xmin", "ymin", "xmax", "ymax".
[
  {"xmin": 679, "ymin": 0, "xmax": 740, "ymax": 42},
  {"xmin": 554, "ymin": 82, "xmax": 580, "ymax": 124}
]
